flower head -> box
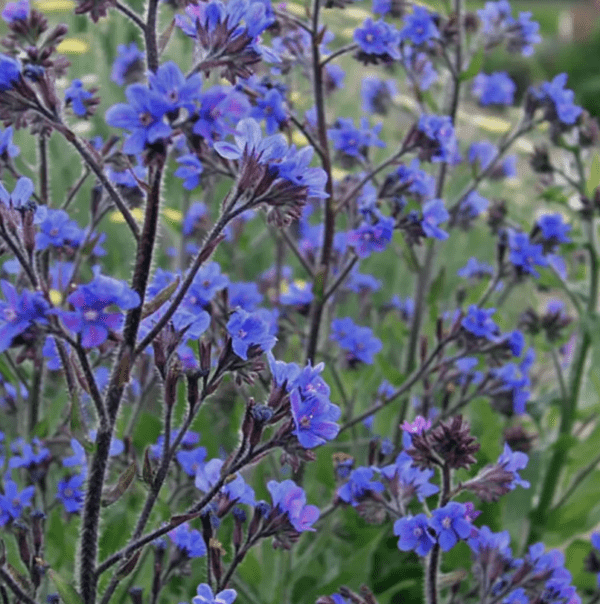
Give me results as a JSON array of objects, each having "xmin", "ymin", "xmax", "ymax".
[
  {"xmin": 267, "ymin": 479, "xmax": 319, "ymax": 532},
  {"xmin": 290, "ymin": 388, "xmax": 340, "ymax": 448},
  {"xmin": 194, "ymin": 584, "xmax": 236, "ymax": 604},
  {"xmin": 472, "ymin": 72, "xmax": 516, "ymax": 106},
  {"xmin": 226, "ymin": 308, "xmax": 277, "ymax": 360},
  {"xmin": 430, "ymin": 502, "xmax": 472, "ymax": 551},
  {"xmin": 394, "ymin": 514, "xmax": 435, "ymax": 556}
]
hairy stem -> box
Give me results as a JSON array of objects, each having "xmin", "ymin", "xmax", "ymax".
[{"xmin": 304, "ymin": 0, "xmax": 335, "ymax": 364}]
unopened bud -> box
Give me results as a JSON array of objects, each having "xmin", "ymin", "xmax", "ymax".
[
  {"xmin": 128, "ymin": 588, "xmax": 143, "ymax": 604},
  {"xmin": 164, "ymin": 359, "xmax": 181, "ymax": 408}
]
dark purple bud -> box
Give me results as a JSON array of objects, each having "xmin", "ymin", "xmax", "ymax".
[
  {"xmin": 530, "ymin": 145, "xmax": 553, "ymax": 174},
  {"xmin": 128, "ymin": 588, "xmax": 143, "ymax": 604},
  {"xmin": 186, "ymin": 373, "xmax": 199, "ymax": 411},
  {"xmin": 164, "ymin": 360, "xmax": 181, "ymax": 408},
  {"xmin": 14, "ymin": 522, "xmax": 31, "ymax": 570},
  {"xmin": 31, "ymin": 510, "xmax": 45, "ymax": 556},
  {"xmin": 199, "ymin": 340, "xmax": 212, "ymax": 376}
]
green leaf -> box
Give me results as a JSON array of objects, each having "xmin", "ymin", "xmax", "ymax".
[
  {"xmin": 459, "ymin": 48, "xmax": 485, "ymax": 82},
  {"xmin": 101, "ymin": 462, "xmax": 137, "ymax": 507},
  {"xmin": 49, "ymin": 569, "xmax": 83, "ymax": 604},
  {"xmin": 427, "ymin": 266, "xmax": 446, "ymax": 322},
  {"xmin": 586, "ymin": 150, "xmax": 600, "ymax": 198}
]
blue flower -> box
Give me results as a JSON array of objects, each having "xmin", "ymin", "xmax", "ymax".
[
  {"xmin": 337, "ymin": 466, "xmax": 384, "ymax": 506},
  {"xmin": 65, "ymin": 80, "xmax": 93, "ymax": 117},
  {"xmin": 0, "ymin": 126, "xmax": 19, "ymax": 159},
  {"xmin": 175, "ymin": 154, "xmax": 203, "ymax": 190},
  {"xmin": 186, "ymin": 262, "xmax": 228, "ymax": 309},
  {"xmin": 279, "ymin": 280, "xmax": 313, "ymax": 306},
  {"xmin": 60, "ymin": 274, "xmax": 141, "ymax": 348},
  {"xmin": 478, "ymin": 1, "xmax": 540, "ymax": 57},
  {"xmin": 458, "ymin": 191, "xmax": 489, "ymax": 220},
  {"xmin": 347, "ymin": 215, "xmax": 394, "ymax": 258},
  {"xmin": 346, "ymin": 270, "xmax": 382, "ymax": 293},
  {"xmin": 0, "ymin": 281, "xmax": 49, "ymax": 353},
  {"xmin": 469, "ymin": 140, "xmax": 497, "ymax": 171},
  {"xmin": 105, "ymin": 84, "xmax": 172, "ymax": 154},
  {"xmin": 361, "ymin": 77, "xmax": 397, "ymax": 115},
  {"xmin": 537, "ymin": 213, "xmax": 571, "ymax": 245},
  {"xmin": 354, "ymin": 18, "xmax": 401, "ymax": 62},
  {"xmin": 472, "ymin": 72, "xmax": 516, "ymax": 106},
  {"xmin": 0, "ymin": 176, "xmax": 34, "ymax": 209},
  {"xmin": 176, "ymin": 446, "xmax": 207, "ymax": 477},
  {"xmin": 290, "ymin": 387, "xmax": 340, "ymax": 448},
  {"xmin": 0, "ymin": 54, "xmax": 21, "ymax": 92},
  {"xmin": 402, "ymin": 46, "xmax": 438, "ymax": 91},
  {"xmin": 215, "ymin": 118, "xmax": 328, "ymax": 203},
  {"xmin": 490, "ymin": 352, "xmax": 534, "ymax": 414},
  {"xmin": 192, "ymin": 86, "xmax": 250, "ymax": 143},
  {"xmin": 193, "ymin": 583, "xmax": 236, "ymax": 604},
  {"xmin": 497, "ymin": 443, "xmax": 530, "ymax": 489},
  {"xmin": 462, "ymin": 305, "xmax": 499, "ymax": 340},
  {"xmin": 328, "ymin": 117, "xmax": 386, "ymax": 160},
  {"xmin": 267, "ymin": 479, "xmax": 319, "ymax": 531},
  {"xmin": 429, "ymin": 502, "xmax": 472, "ymax": 551},
  {"xmin": 400, "ymin": 6, "xmax": 439, "ymax": 45},
  {"xmin": 195, "ymin": 458, "xmax": 255, "ymax": 505},
  {"xmin": 421, "ymin": 199, "xmax": 449, "ymax": 240},
  {"xmin": 0, "ymin": 479, "xmax": 35, "ymax": 525},
  {"xmin": 226, "ymin": 308, "xmax": 277, "ymax": 360},
  {"xmin": 182, "ymin": 202, "xmax": 208, "ymax": 236},
  {"xmin": 534, "ymin": 73, "xmax": 582, "ymax": 125},
  {"xmin": 9, "ymin": 437, "xmax": 50, "ymax": 469},
  {"xmin": 36, "ymin": 209, "xmax": 85, "ymax": 250},
  {"xmin": 381, "ymin": 451, "xmax": 439, "ymax": 501},
  {"xmin": 331, "ymin": 317, "xmax": 382, "ymax": 364},
  {"xmin": 457, "ymin": 258, "xmax": 494, "ymax": 279},
  {"xmin": 228, "ymin": 281, "xmax": 263, "ymax": 311},
  {"xmin": 325, "ymin": 64, "xmax": 345, "ymax": 90},
  {"xmin": 1, "ymin": 0, "xmax": 28, "ymax": 22},
  {"xmin": 148, "ymin": 61, "xmax": 203, "ymax": 113},
  {"xmin": 168, "ymin": 522, "xmax": 207, "ymax": 558},
  {"xmin": 417, "ymin": 115, "xmax": 459, "ymax": 163},
  {"xmin": 467, "ymin": 525, "xmax": 512, "ymax": 558},
  {"xmin": 394, "ymin": 514, "xmax": 435, "ymax": 556},
  {"xmin": 502, "ymin": 589, "xmax": 529, "ymax": 604},
  {"xmin": 111, "ymin": 43, "xmax": 144, "ymax": 86},
  {"xmin": 63, "ymin": 438, "xmax": 87, "ymax": 471},
  {"xmin": 388, "ymin": 159, "xmax": 436, "ymax": 200},
  {"xmin": 508, "ymin": 230, "xmax": 548, "ymax": 278},
  {"xmin": 56, "ymin": 473, "xmax": 85, "ymax": 513},
  {"xmin": 250, "ymin": 88, "xmax": 287, "ymax": 134}
]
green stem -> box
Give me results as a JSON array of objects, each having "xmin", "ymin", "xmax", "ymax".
[{"xmin": 527, "ymin": 219, "xmax": 598, "ymax": 544}]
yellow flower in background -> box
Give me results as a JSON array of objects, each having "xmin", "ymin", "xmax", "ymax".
[
  {"xmin": 162, "ymin": 208, "xmax": 183, "ymax": 223},
  {"xmin": 291, "ymin": 130, "xmax": 308, "ymax": 146},
  {"xmin": 285, "ymin": 3, "xmax": 305, "ymax": 16},
  {"xmin": 515, "ymin": 139, "xmax": 535, "ymax": 154},
  {"xmin": 331, "ymin": 166, "xmax": 350, "ymax": 181},
  {"xmin": 49, "ymin": 289, "xmax": 63, "ymax": 307},
  {"xmin": 471, "ymin": 115, "xmax": 512, "ymax": 134},
  {"xmin": 57, "ymin": 38, "xmax": 89, "ymax": 54},
  {"xmin": 343, "ymin": 6, "xmax": 372, "ymax": 20},
  {"xmin": 109, "ymin": 207, "xmax": 144, "ymax": 224},
  {"xmin": 35, "ymin": 0, "xmax": 75, "ymax": 11}
]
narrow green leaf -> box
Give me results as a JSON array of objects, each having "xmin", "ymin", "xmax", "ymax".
[
  {"xmin": 101, "ymin": 462, "xmax": 137, "ymax": 507},
  {"xmin": 49, "ymin": 569, "xmax": 83, "ymax": 604},
  {"xmin": 141, "ymin": 276, "xmax": 180, "ymax": 320},
  {"xmin": 586, "ymin": 151, "xmax": 600, "ymax": 198},
  {"xmin": 458, "ymin": 48, "xmax": 484, "ymax": 82}
]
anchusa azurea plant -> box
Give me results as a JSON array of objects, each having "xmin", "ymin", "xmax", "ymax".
[{"xmin": 1, "ymin": 0, "xmax": 600, "ymax": 603}]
